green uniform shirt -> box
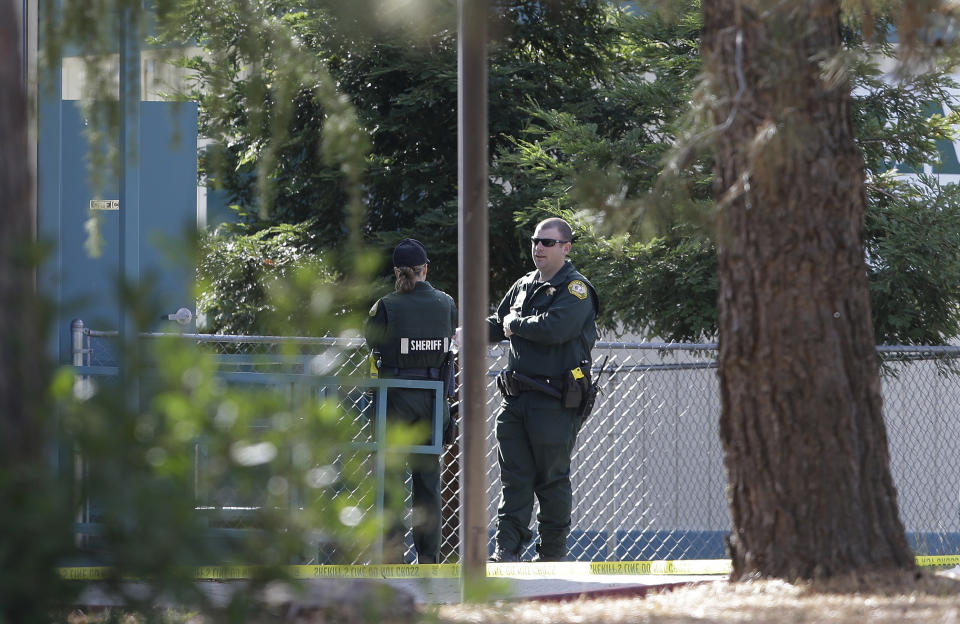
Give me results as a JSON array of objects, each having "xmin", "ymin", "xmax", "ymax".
[{"xmin": 487, "ymin": 260, "xmax": 598, "ymax": 377}]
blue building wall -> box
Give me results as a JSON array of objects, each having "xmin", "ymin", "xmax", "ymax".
[{"xmin": 38, "ymin": 100, "xmax": 199, "ymax": 363}]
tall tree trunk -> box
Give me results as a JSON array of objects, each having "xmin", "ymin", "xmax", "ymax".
[
  {"xmin": 1, "ymin": 0, "xmax": 43, "ymax": 462},
  {"xmin": 702, "ymin": 0, "xmax": 916, "ymax": 579},
  {"xmin": 1, "ymin": 2, "xmax": 77, "ymax": 620}
]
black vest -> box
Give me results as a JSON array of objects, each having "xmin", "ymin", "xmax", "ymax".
[{"xmin": 378, "ymin": 282, "xmax": 455, "ymax": 370}]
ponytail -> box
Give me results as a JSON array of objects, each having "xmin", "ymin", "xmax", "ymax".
[{"xmin": 394, "ymin": 265, "xmax": 425, "ymax": 293}]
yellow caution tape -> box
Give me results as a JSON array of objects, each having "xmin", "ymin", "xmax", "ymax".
[
  {"xmin": 55, "ymin": 564, "xmax": 461, "ymax": 581},
  {"xmin": 55, "ymin": 556, "xmax": 958, "ymax": 581},
  {"xmin": 58, "ymin": 567, "xmax": 113, "ymax": 581},
  {"xmin": 916, "ymin": 555, "xmax": 960, "ymax": 568},
  {"xmin": 287, "ymin": 564, "xmax": 458, "ymax": 579},
  {"xmin": 590, "ymin": 560, "xmax": 733, "ymax": 576}
]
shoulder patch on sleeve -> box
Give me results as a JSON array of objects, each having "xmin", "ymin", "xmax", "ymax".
[
  {"xmin": 568, "ymin": 280, "xmax": 589, "ymax": 300},
  {"xmin": 369, "ymin": 300, "xmax": 380, "ymax": 317}
]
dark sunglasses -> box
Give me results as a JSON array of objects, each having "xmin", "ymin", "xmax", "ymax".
[{"xmin": 530, "ymin": 237, "xmax": 570, "ymax": 247}]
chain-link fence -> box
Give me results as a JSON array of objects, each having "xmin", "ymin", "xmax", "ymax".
[{"xmin": 71, "ymin": 321, "xmax": 960, "ymax": 563}]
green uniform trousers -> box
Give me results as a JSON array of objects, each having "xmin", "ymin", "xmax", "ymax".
[
  {"xmin": 383, "ymin": 386, "xmax": 448, "ymax": 564},
  {"xmin": 494, "ymin": 391, "xmax": 579, "ymax": 557}
]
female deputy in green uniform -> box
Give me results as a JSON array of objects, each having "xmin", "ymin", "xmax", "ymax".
[{"xmin": 364, "ymin": 238, "xmax": 457, "ymax": 564}]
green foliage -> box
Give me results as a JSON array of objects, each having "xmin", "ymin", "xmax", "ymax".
[
  {"xmin": 160, "ymin": 0, "xmax": 370, "ymax": 221},
  {"xmin": 23, "ymin": 2, "xmax": 411, "ymax": 620},
  {"xmin": 572, "ymin": 222, "xmax": 718, "ymax": 341},
  {"xmin": 45, "ymin": 0, "xmax": 960, "ymax": 346},
  {"xmin": 185, "ymin": 0, "xmax": 960, "ymax": 343},
  {"xmin": 197, "ymin": 221, "xmax": 340, "ymax": 335},
  {"xmin": 180, "ymin": 0, "xmax": 644, "ymax": 298},
  {"xmin": 852, "ymin": 56, "xmax": 960, "ymax": 175},
  {"xmin": 500, "ymin": 4, "xmax": 707, "ymax": 228},
  {"xmin": 49, "ymin": 271, "xmax": 386, "ymax": 620},
  {"xmin": 0, "ymin": 463, "xmax": 77, "ymax": 624},
  {"xmin": 506, "ymin": 4, "xmax": 717, "ymax": 341},
  {"xmin": 866, "ymin": 175, "xmax": 960, "ymax": 344},
  {"xmin": 167, "ymin": 0, "xmax": 960, "ymax": 346},
  {"xmin": 514, "ymin": 4, "xmax": 960, "ymax": 344}
]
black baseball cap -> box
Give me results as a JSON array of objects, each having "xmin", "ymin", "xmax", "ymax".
[{"xmin": 392, "ymin": 238, "xmax": 429, "ymax": 267}]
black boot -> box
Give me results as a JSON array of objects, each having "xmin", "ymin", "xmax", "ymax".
[
  {"xmin": 488, "ymin": 546, "xmax": 520, "ymax": 562},
  {"xmin": 531, "ymin": 543, "xmax": 566, "ymax": 562}
]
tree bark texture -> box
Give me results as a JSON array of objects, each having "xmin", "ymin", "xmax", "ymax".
[
  {"xmin": 0, "ymin": 0, "xmax": 44, "ymax": 463},
  {"xmin": 702, "ymin": 0, "xmax": 916, "ymax": 579}
]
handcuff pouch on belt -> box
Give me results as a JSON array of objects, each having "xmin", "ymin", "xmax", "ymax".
[{"xmin": 562, "ymin": 367, "xmax": 584, "ymax": 409}]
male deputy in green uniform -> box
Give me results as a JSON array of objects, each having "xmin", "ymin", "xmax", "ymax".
[
  {"xmin": 487, "ymin": 217, "xmax": 599, "ymax": 562},
  {"xmin": 365, "ymin": 238, "xmax": 457, "ymax": 564}
]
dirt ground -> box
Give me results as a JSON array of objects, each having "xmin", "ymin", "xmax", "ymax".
[{"xmin": 434, "ymin": 570, "xmax": 960, "ymax": 624}]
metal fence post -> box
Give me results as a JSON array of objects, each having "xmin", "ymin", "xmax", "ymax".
[
  {"xmin": 70, "ymin": 318, "xmax": 88, "ymax": 544},
  {"xmin": 71, "ymin": 318, "xmax": 84, "ymax": 367},
  {"xmin": 374, "ymin": 383, "xmax": 388, "ymax": 564}
]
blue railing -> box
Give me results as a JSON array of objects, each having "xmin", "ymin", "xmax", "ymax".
[{"xmin": 70, "ymin": 362, "xmax": 445, "ymax": 563}]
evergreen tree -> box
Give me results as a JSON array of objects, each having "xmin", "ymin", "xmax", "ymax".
[
  {"xmin": 190, "ymin": 1, "xmax": 960, "ymax": 343},
  {"xmin": 511, "ymin": 4, "xmax": 960, "ymax": 344},
  {"xmin": 183, "ymin": 0, "xmax": 637, "ymax": 303}
]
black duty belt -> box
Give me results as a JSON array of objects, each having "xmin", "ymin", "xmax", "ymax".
[
  {"xmin": 382, "ymin": 367, "xmax": 442, "ymax": 380},
  {"xmin": 497, "ymin": 370, "xmax": 562, "ymax": 399}
]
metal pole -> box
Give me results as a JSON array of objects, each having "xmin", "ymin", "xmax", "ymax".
[
  {"xmin": 37, "ymin": 0, "xmax": 63, "ymax": 363},
  {"xmin": 24, "ymin": 0, "xmax": 38, "ymax": 245},
  {"xmin": 71, "ymin": 318, "xmax": 85, "ymax": 367},
  {"xmin": 118, "ymin": 5, "xmax": 140, "ymax": 348},
  {"xmin": 375, "ymin": 384, "xmax": 387, "ymax": 564},
  {"xmin": 70, "ymin": 319, "xmax": 88, "ymax": 545},
  {"xmin": 457, "ymin": 0, "xmax": 488, "ymax": 599},
  {"xmin": 118, "ymin": 3, "xmax": 140, "ymax": 406}
]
